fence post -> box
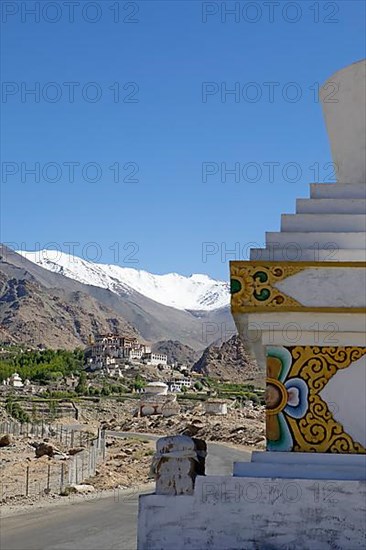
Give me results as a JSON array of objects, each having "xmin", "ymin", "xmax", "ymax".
[
  {"xmin": 68, "ymin": 460, "xmax": 72, "ymax": 486},
  {"xmin": 90, "ymin": 445, "xmax": 95, "ymax": 476},
  {"xmin": 60, "ymin": 462, "xmax": 65, "ymax": 493},
  {"xmin": 102, "ymin": 430, "xmax": 106, "ymax": 460},
  {"xmin": 89, "ymin": 447, "xmax": 93, "ymax": 477},
  {"xmin": 26, "ymin": 466, "xmax": 29, "ymax": 497}
]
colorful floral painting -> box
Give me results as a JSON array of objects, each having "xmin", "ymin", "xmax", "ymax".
[
  {"xmin": 266, "ymin": 346, "xmax": 308, "ymax": 452},
  {"xmin": 266, "ymin": 346, "xmax": 366, "ymax": 453}
]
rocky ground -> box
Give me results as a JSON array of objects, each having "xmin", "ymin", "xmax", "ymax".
[
  {"xmin": 118, "ymin": 405, "xmax": 265, "ymax": 447},
  {"xmin": 77, "ymin": 398, "xmax": 266, "ymax": 447},
  {"xmin": 1, "ymin": 398, "xmax": 265, "ymax": 510},
  {"xmin": 79, "ymin": 399, "xmax": 265, "ymax": 449},
  {"xmin": 0, "ymin": 426, "xmax": 96, "ymax": 505},
  {"xmin": 88, "ymin": 436, "xmax": 155, "ymax": 491}
]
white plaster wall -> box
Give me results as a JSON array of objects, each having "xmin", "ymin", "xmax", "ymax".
[
  {"xmin": 234, "ymin": 310, "xmax": 366, "ymax": 370},
  {"xmin": 138, "ymin": 476, "xmax": 366, "ymax": 550},
  {"xmin": 274, "ymin": 267, "xmax": 366, "ymax": 308},
  {"xmin": 261, "ymin": 331, "xmax": 366, "ymax": 347},
  {"xmin": 320, "ymin": 354, "xmax": 366, "ymax": 447},
  {"xmin": 235, "ymin": 311, "xmax": 366, "ymax": 346},
  {"xmin": 248, "ymin": 312, "xmax": 366, "ymax": 336},
  {"xmin": 320, "ymin": 59, "xmax": 366, "ymax": 184}
]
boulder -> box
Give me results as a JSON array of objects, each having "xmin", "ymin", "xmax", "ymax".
[
  {"xmin": 182, "ymin": 419, "xmax": 204, "ymax": 437},
  {"xmin": 35, "ymin": 442, "xmax": 55, "ymax": 458},
  {"xmin": 0, "ymin": 434, "xmax": 12, "ymax": 447}
]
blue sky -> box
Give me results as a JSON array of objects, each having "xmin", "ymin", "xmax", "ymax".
[{"xmin": 1, "ymin": 0, "xmax": 365, "ymax": 280}]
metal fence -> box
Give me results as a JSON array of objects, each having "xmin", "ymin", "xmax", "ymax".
[
  {"xmin": 0, "ymin": 420, "xmax": 92, "ymax": 445},
  {"xmin": 0, "ymin": 421, "xmax": 106, "ymax": 500}
]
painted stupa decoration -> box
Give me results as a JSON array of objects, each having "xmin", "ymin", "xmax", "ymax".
[{"xmin": 230, "ymin": 59, "xmax": 366, "ymax": 454}]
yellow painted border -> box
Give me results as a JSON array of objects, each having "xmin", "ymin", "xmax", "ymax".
[
  {"xmin": 231, "ymin": 260, "xmax": 366, "ymax": 268},
  {"xmin": 233, "ymin": 306, "xmax": 366, "ymax": 313},
  {"xmin": 230, "ymin": 261, "xmax": 366, "ymax": 314}
]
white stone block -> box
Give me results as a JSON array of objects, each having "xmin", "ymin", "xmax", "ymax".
[
  {"xmin": 281, "ymin": 214, "xmax": 366, "ymax": 232},
  {"xmin": 251, "ymin": 451, "xmax": 366, "ymax": 467},
  {"xmin": 232, "ymin": 461, "xmax": 366, "ymax": 480},
  {"xmin": 138, "ymin": 475, "xmax": 366, "ymax": 549},
  {"xmin": 296, "ymin": 198, "xmax": 366, "ymax": 214},
  {"xmin": 265, "ymin": 231, "xmax": 366, "ymax": 249},
  {"xmin": 249, "ymin": 247, "xmax": 366, "ymax": 261},
  {"xmin": 310, "ymin": 183, "xmax": 366, "ymax": 199}
]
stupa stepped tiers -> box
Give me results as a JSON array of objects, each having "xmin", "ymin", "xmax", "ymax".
[
  {"xmin": 137, "ymin": 61, "xmax": 366, "ymax": 550},
  {"xmin": 231, "ymin": 60, "xmax": 366, "ymax": 458},
  {"xmin": 249, "ymin": 178, "xmax": 366, "ymax": 261},
  {"xmin": 250, "ymin": 59, "xmax": 366, "ymax": 263}
]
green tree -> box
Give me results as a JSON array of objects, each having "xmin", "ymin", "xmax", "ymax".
[
  {"xmin": 101, "ymin": 384, "xmax": 111, "ymax": 396},
  {"xmin": 133, "ymin": 375, "xmax": 145, "ymax": 391},
  {"xmin": 75, "ymin": 371, "xmax": 87, "ymax": 395},
  {"xmin": 49, "ymin": 400, "xmax": 57, "ymax": 420},
  {"xmin": 31, "ymin": 402, "xmax": 39, "ymax": 422},
  {"xmin": 5, "ymin": 397, "xmax": 30, "ymax": 423}
]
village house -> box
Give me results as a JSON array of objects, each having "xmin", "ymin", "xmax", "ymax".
[
  {"xmin": 167, "ymin": 377, "xmax": 193, "ymax": 392},
  {"xmin": 143, "ymin": 352, "xmax": 168, "ymax": 366}
]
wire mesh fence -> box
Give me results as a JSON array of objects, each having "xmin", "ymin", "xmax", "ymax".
[{"xmin": 0, "ymin": 421, "xmax": 106, "ymax": 499}]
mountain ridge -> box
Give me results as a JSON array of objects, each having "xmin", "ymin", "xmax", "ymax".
[
  {"xmin": 0, "ymin": 246, "xmax": 234, "ymax": 350},
  {"xmin": 192, "ymin": 335, "xmax": 261, "ymax": 382},
  {"xmin": 17, "ymin": 250, "xmax": 230, "ymax": 312}
]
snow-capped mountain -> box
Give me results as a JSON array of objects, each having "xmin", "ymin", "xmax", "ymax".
[{"xmin": 17, "ymin": 250, "xmax": 230, "ymax": 311}]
